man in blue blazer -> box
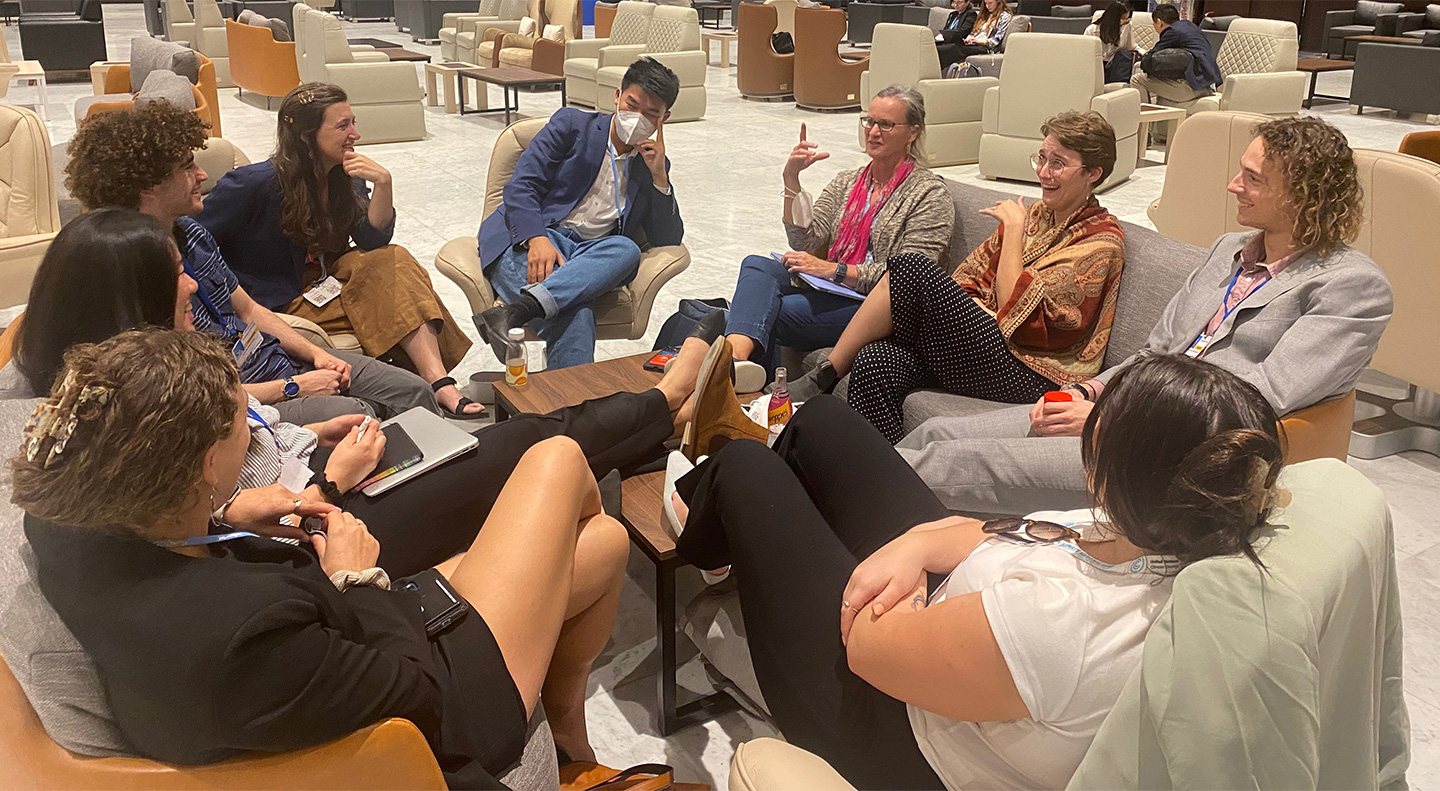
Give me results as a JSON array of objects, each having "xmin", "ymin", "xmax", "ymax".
[
  {"xmin": 1130, "ymin": 3, "xmax": 1223, "ymax": 106},
  {"xmin": 475, "ymin": 57, "xmax": 685, "ymax": 368}
]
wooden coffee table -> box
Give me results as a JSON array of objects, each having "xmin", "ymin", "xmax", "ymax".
[
  {"xmin": 379, "ymin": 47, "xmax": 432, "ymax": 62},
  {"xmin": 1297, "ymin": 57, "xmax": 1354, "ymax": 109},
  {"xmin": 348, "ymin": 36, "xmax": 400, "ymax": 47},
  {"xmin": 692, "ymin": 0, "xmax": 729, "ymax": 29},
  {"xmin": 701, "ymin": 29, "xmax": 739, "ymax": 68},
  {"xmin": 425, "ymin": 60, "xmax": 487, "ymax": 113},
  {"xmin": 1342, "ymin": 34, "xmax": 1423, "ymax": 61},
  {"xmin": 493, "ymin": 353, "xmax": 746, "ymax": 735},
  {"xmin": 1137, "ymin": 103, "xmax": 1187, "ymax": 164},
  {"xmin": 457, "ymin": 67, "xmax": 566, "ymax": 124}
]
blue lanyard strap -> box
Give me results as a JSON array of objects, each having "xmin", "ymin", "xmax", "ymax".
[
  {"xmin": 183, "ymin": 260, "xmax": 237, "ymax": 333},
  {"xmin": 247, "ymin": 406, "xmax": 283, "ymax": 452},
  {"xmin": 154, "ymin": 530, "xmax": 259, "ymax": 548},
  {"xmin": 609, "ymin": 141, "xmax": 627, "ymax": 218},
  {"xmin": 1216, "ymin": 265, "xmax": 1268, "ymax": 329}
]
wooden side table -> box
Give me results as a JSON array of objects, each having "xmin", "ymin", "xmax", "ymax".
[
  {"xmin": 1137, "ymin": 103, "xmax": 1187, "ymax": 164},
  {"xmin": 458, "ymin": 67, "xmax": 566, "ymax": 125},
  {"xmin": 1297, "ymin": 57, "xmax": 1354, "ymax": 109},
  {"xmin": 425, "ymin": 61, "xmax": 487, "ymax": 113},
  {"xmin": 701, "ymin": 29, "xmax": 739, "ymax": 68}
]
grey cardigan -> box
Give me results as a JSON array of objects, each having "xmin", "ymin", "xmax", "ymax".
[
  {"xmin": 784, "ymin": 165, "xmax": 955, "ymax": 293},
  {"xmin": 1097, "ymin": 231, "xmax": 1393, "ymax": 415}
]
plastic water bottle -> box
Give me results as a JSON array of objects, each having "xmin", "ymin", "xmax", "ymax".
[
  {"xmin": 767, "ymin": 367, "xmax": 793, "ymax": 430},
  {"xmin": 504, "ymin": 328, "xmax": 528, "ymax": 386}
]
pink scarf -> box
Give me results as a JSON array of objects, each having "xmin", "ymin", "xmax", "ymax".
[{"xmin": 829, "ymin": 159, "xmax": 915, "ymax": 268}]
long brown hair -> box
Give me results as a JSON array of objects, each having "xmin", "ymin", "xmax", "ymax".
[
  {"xmin": 273, "ymin": 82, "xmax": 362, "ymax": 255},
  {"xmin": 975, "ymin": 0, "xmax": 1012, "ymax": 32}
]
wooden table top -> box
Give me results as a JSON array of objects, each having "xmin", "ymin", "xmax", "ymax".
[
  {"xmin": 457, "ymin": 66, "xmax": 566, "ymax": 86},
  {"xmin": 1344, "ymin": 34, "xmax": 1424, "ymax": 45},
  {"xmin": 382, "ymin": 48, "xmax": 432, "ymax": 62},
  {"xmin": 1297, "ymin": 57, "xmax": 1356, "ymax": 72},
  {"xmin": 348, "ymin": 36, "xmax": 398, "ymax": 47},
  {"xmin": 1139, "ymin": 103, "xmax": 1188, "ymax": 118}
]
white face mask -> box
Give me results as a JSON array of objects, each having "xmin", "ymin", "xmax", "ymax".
[{"xmin": 614, "ymin": 110, "xmax": 656, "ymax": 146}]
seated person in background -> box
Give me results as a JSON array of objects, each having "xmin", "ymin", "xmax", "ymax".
[
  {"xmin": 795, "ymin": 111, "xmax": 1125, "ymax": 445},
  {"xmin": 195, "ymin": 83, "xmax": 481, "ymax": 419},
  {"xmin": 900, "ymin": 115, "xmax": 1392, "ymax": 515},
  {"xmin": 1086, "ymin": 2, "xmax": 1141, "ymax": 85},
  {"xmin": 668, "ymin": 354, "xmax": 1283, "ymax": 790},
  {"xmin": 935, "ymin": 0, "xmax": 980, "ymax": 70},
  {"xmin": 15, "ymin": 329, "xmax": 627, "ymax": 781},
  {"xmin": 9, "ymin": 208, "xmax": 734, "ymax": 586},
  {"xmin": 62, "ymin": 103, "xmax": 436, "ymax": 424},
  {"xmin": 944, "ymin": 0, "xmax": 1013, "ymax": 70},
  {"xmin": 724, "ymin": 86, "xmax": 953, "ymax": 385},
  {"xmin": 474, "ymin": 58, "xmax": 685, "ymax": 370},
  {"xmin": 1130, "ymin": 3, "xmax": 1221, "ymax": 106}
]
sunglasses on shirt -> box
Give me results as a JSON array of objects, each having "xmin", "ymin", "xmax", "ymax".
[{"xmin": 981, "ymin": 517, "xmax": 1080, "ymax": 545}]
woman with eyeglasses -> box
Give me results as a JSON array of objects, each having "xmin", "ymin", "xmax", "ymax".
[
  {"xmin": 667, "ymin": 354, "xmax": 1283, "ymax": 790},
  {"xmin": 790, "ymin": 111, "xmax": 1126, "ymax": 445},
  {"xmin": 1086, "ymin": 3, "xmax": 1142, "ymax": 84},
  {"xmin": 717, "ymin": 85, "xmax": 954, "ymax": 387}
]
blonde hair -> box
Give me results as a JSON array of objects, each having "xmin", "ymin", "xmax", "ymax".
[
  {"xmin": 1254, "ymin": 116, "xmax": 1363, "ymax": 256},
  {"xmin": 874, "ymin": 84, "xmax": 927, "ymax": 162},
  {"xmin": 11, "ymin": 330, "xmax": 241, "ymax": 535}
]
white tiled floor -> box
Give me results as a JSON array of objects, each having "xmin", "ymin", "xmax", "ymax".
[{"xmin": 12, "ymin": 6, "xmax": 1440, "ymax": 787}]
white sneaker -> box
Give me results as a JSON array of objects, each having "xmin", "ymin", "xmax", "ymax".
[{"xmin": 661, "ymin": 450, "xmax": 730, "ymax": 585}]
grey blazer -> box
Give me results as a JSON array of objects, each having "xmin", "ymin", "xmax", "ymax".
[{"xmin": 1096, "ymin": 231, "xmax": 1393, "ymax": 415}]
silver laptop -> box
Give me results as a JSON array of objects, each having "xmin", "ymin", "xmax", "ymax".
[{"xmin": 361, "ymin": 407, "xmax": 479, "ymax": 497}]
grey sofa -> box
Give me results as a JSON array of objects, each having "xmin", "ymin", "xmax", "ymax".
[
  {"xmin": 394, "ymin": 0, "xmax": 476, "ymax": 40},
  {"xmin": 1199, "ymin": 13, "xmax": 1236, "ymax": 52},
  {"xmin": 1352, "ymin": 38, "xmax": 1440, "ymax": 117},
  {"xmin": 684, "ymin": 178, "xmax": 1209, "ymax": 711},
  {"xmin": 339, "ymin": 0, "xmax": 394, "ymax": 16},
  {"xmin": 1323, "ymin": 0, "xmax": 1403, "ymax": 58},
  {"xmin": 1028, "ymin": 2, "xmax": 1089, "ymax": 34},
  {"xmin": 1387, "ymin": 3, "xmax": 1440, "ymax": 41},
  {"xmin": 846, "ymin": 0, "xmax": 909, "ymax": 44}
]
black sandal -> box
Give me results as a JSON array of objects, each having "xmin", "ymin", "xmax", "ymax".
[{"xmin": 430, "ymin": 376, "xmax": 488, "ymax": 420}]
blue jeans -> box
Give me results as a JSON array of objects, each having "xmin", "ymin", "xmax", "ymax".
[
  {"xmin": 485, "ymin": 227, "xmax": 642, "ymax": 369},
  {"xmin": 726, "ymin": 254, "xmax": 862, "ymax": 377}
]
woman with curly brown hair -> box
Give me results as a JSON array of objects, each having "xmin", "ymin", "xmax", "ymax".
[{"xmin": 195, "ymin": 83, "xmax": 482, "ymax": 419}]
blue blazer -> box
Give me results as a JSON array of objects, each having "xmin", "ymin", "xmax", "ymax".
[
  {"xmin": 1153, "ymin": 20, "xmax": 1223, "ymax": 92},
  {"xmin": 476, "ymin": 108, "xmax": 684, "ymax": 267},
  {"xmin": 194, "ymin": 161, "xmax": 394, "ymax": 310}
]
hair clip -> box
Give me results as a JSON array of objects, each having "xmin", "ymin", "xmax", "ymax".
[{"xmin": 22, "ymin": 371, "xmax": 113, "ymax": 469}]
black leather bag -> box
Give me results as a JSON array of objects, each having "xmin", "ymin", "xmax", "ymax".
[
  {"xmin": 1141, "ymin": 47, "xmax": 1194, "ymax": 81},
  {"xmin": 772, "ymin": 31, "xmax": 794, "ymax": 53},
  {"xmin": 652, "ymin": 298, "xmax": 729, "ymax": 350}
]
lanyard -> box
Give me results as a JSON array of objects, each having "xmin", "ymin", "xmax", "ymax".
[
  {"xmin": 154, "ymin": 530, "xmax": 259, "ymax": 548},
  {"xmin": 183, "ymin": 260, "xmax": 238, "ymax": 334},
  {"xmin": 1215, "ymin": 266, "xmax": 1268, "ymax": 329},
  {"xmin": 609, "ymin": 141, "xmax": 627, "ymax": 219},
  {"xmin": 247, "ymin": 406, "xmax": 282, "ymax": 452}
]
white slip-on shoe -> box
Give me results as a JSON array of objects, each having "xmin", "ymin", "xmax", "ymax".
[{"xmin": 661, "ymin": 450, "xmax": 729, "ymax": 584}]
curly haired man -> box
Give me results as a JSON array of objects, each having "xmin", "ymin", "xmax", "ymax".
[
  {"xmin": 64, "ymin": 102, "xmax": 439, "ymax": 425},
  {"xmin": 896, "ymin": 115, "xmax": 1394, "ymax": 513}
]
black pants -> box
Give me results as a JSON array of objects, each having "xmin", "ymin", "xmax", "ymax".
[
  {"xmin": 311, "ymin": 390, "xmax": 673, "ymax": 577},
  {"xmin": 846, "ymin": 253, "xmax": 1055, "ymax": 444},
  {"xmin": 938, "ymin": 41, "xmax": 991, "ymax": 69},
  {"xmin": 675, "ymin": 395, "xmax": 949, "ymax": 791}
]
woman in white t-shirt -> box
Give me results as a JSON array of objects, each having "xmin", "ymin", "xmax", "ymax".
[{"xmin": 668, "ymin": 354, "xmax": 1283, "ymax": 790}]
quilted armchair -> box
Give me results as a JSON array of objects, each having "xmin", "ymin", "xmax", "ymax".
[
  {"xmin": 860, "ymin": 23, "xmax": 995, "ymax": 166},
  {"xmin": 293, "ymin": 3, "xmax": 426, "ymax": 144},
  {"xmin": 595, "ymin": 4, "xmax": 706, "ymax": 120},
  {"xmin": 439, "ymin": 0, "xmax": 495, "ymax": 60},
  {"xmin": 452, "ymin": 0, "xmax": 526, "ymax": 64},
  {"xmin": 0, "ymin": 106, "xmax": 59, "ymax": 310},
  {"xmin": 1184, "ymin": 18, "xmax": 1304, "ymax": 116},
  {"xmin": 435, "ymin": 117, "xmax": 691, "ymax": 343},
  {"xmin": 563, "ymin": 0, "xmax": 653, "ymax": 108}
]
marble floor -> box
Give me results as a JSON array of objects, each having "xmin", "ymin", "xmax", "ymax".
[{"xmin": 10, "ymin": 6, "xmax": 1440, "ymax": 787}]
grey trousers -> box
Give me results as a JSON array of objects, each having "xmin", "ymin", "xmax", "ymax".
[
  {"xmin": 1129, "ymin": 72, "xmax": 1214, "ymax": 105},
  {"xmin": 273, "ymin": 349, "xmax": 438, "ymax": 425},
  {"xmin": 894, "ymin": 404, "xmax": 1090, "ymax": 516}
]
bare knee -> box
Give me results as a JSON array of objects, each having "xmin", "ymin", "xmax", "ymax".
[
  {"xmin": 521, "ymin": 435, "xmax": 588, "ymax": 477},
  {"xmin": 580, "ymin": 514, "xmax": 630, "ymax": 581}
]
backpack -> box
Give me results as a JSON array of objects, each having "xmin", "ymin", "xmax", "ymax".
[{"xmin": 652, "ymin": 298, "xmax": 730, "ymax": 350}]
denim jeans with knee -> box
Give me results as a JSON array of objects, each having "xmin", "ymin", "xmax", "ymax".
[
  {"xmin": 485, "ymin": 227, "xmax": 642, "ymax": 369},
  {"xmin": 725, "ymin": 254, "xmax": 861, "ymax": 377}
]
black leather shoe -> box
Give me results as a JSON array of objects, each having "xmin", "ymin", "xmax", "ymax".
[
  {"xmin": 474, "ymin": 306, "xmax": 513, "ymax": 362},
  {"xmin": 689, "ymin": 309, "xmax": 727, "ymax": 344}
]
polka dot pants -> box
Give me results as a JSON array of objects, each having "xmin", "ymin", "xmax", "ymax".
[{"xmin": 846, "ymin": 253, "xmax": 1056, "ymax": 444}]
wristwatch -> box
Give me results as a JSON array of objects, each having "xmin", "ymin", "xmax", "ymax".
[
  {"xmin": 832, "ymin": 262, "xmax": 848, "ymax": 284},
  {"xmin": 282, "ymin": 376, "xmax": 300, "ymax": 400},
  {"xmin": 310, "ymin": 471, "xmax": 345, "ymax": 504}
]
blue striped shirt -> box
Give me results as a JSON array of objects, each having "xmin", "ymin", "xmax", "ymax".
[{"xmin": 178, "ymin": 218, "xmax": 296, "ymax": 384}]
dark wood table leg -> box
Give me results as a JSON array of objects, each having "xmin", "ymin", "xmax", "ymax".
[{"xmin": 655, "ymin": 557, "xmax": 739, "ymax": 736}]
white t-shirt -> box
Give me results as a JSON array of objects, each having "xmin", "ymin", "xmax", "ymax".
[{"xmin": 907, "ymin": 509, "xmax": 1176, "ymax": 790}]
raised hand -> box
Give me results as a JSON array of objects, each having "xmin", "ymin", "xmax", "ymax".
[
  {"xmin": 784, "ymin": 123, "xmax": 831, "ymax": 182},
  {"xmin": 342, "ymin": 151, "xmax": 392, "ymax": 186},
  {"xmin": 636, "ymin": 120, "xmax": 669, "ymax": 191}
]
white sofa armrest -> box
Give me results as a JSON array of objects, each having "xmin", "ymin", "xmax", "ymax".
[
  {"xmin": 279, "ymin": 313, "xmax": 338, "ymax": 349},
  {"xmin": 352, "ymin": 50, "xmax": 392, "ymax": 63},
  {"xmin": 467, "ymin": 18, "xmax": 522, "ymax": 40},
  {"xmin": 565, "ymin": 37, "xmax": 609, "ymax": 59},
  {"xmin": 1091, "ymin": 86, "xmax": 1141, "ymax": 137},
  {"xmin": 626, "ymin": 244, "xmax": 691, "ymax": 338},
  {"xmin": 645, "ymin": 50, "xmax": 706, "ymax": 84},
  {"xmin": 442, "ymin": 11, "xmax": 484, "ymax": 29},
  {"xmin": 981, "ymin": 84, "xmax": 1001, "ymax": 134},
  {"xmin": 1216, "ymin": 71, "xmax": 1306, "ymax": 115},
  {"xmin": 327, "ymin": 62, "xmax": 425, "ymax": 102},
  {"xmin": 917, "ymin": 75, "xmax": 996, "ymax": 123},
  {"xmin": 598, "ymin": 43, "xmax": 648, "ymax": 69},
  {"xmin": 0, "ymin": 232, "xmax": 58, "ymax": 310}
]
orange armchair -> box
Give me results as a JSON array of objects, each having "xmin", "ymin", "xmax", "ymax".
[
  {"xmin": 0, "ymin": 648, "xmax": 447, "ymax": 791},
  {"xmin": 1280, "ymin": 390, "xmax": 1357, "ymax": 464},
  {"xmin": 93, "ymin": 53, "xmax": 223, "ymax": 137},
  {"xmin": 793, "ymin": 6, "xmax": 867, "ymax": 110},
  {"xmin": 594, "ymin": 3, "xmax": 614, "ymax": 37},
  {"xmin": 226, "ymin": 18, "xmax": 301, "ymax": 100},
  {"xmin": 737, "ymin": 2, "xmax": 793, "ymax": 99}
]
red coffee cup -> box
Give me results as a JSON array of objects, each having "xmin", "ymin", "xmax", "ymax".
[{"xmin": 1043, "ymin": 390, "xmax": 1073, "ymax": 403}]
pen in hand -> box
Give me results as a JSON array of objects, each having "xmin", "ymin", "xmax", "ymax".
[{"xmin": 356, "ymin": 416, "xmax": 371, "ymax": 442}]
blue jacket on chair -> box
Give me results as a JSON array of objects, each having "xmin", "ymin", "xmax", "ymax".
[
  {"xmin": 1152, "ymin": 20, "xmax": 1223, "ymax": 92},
  {"xmin": 476, "ymin": 108, "xmax": 685, "ymax": 267}
]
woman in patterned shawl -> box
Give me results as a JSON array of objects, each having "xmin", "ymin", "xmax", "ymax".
[{"xmin": 792, "ymin": 111, "xmax": 1127, "ymax": 444}]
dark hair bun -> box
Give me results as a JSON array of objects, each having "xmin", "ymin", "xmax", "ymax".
[{"xmin": 1155, "ymin": 428, "xmax": 1283, "ymax": 567}]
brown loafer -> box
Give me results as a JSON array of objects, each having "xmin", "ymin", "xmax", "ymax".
[{"xmin": 681, "ymin": 338, "xmax": 770, "ymax": 462}]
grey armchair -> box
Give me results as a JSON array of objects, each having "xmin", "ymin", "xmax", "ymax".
[
  {"xmin": 395, "ymin": 0, "xmax": 474, "ymax": 40},
  {"xmin": 1323, "ymin": 0, "xmax": 1402, "ymax": 58},
  {"xmin": 845, "ymin": 0, "xmax": 908, "ymax": 44},
  {"xmin": 18, "ymin": 0, "xmax": 107, "ymax": 72},
  {"xmin": 1351, "ymin": 39, "xmax": 1440, "ymax": 117},
  {"xmin": 1028, "ymin": 2, "xmax": 1089, "ymax": 34},
  {"xmin": 1199, "ymin": 13, "xmax": 1237, "ymax": 52},
  {"xmin": 1386, "ymin": 4, "xmax": 1440, "ymax": 42}
]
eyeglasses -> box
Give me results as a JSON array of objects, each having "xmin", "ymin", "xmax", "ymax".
[
  {"xmin": 981, "ymin": 517, "xmax": 1081, "ymax": 545},
  {"xmin": 1030, "ymin": 153, "xmax": 1083, "ymax": 174},
  {"xmin": 860, "ymin": 116, "xmax": 909, "ymax": 132}
]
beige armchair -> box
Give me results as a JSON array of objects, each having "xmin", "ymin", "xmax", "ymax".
[
  {"xmin": 497, "ymin": 0, "xmax": 580, "ymax": 70},
  {"xmin": 859, "ymin": 23, "xmax": 996, "ymax": 167},
  {"xmin": 477, "ymin": 0, "xmax": 542, "ymax": 67},
  {"xmin": 564, "ymin": 0, "xmax": 654, "ymax": 109},
  {"xmin": 190, "ymin": 0, "xmax": 235, "ymax": 87},
  {"xmin": 164, "ymin": 0, "xmax": 196, "ymax": 44},
  {"xmin": 1130, "ymin": 10, "xmax": 1157, "ymax": 51},
  {"xmin": 0, "ymin": 105, "xmax": 59, "ymax": 310},
  {"xmin": 435, "ymin": 117, "xmax": 691, "ymax": 343},
  {"xmin": 439, "ymin": 0, "xmax": 494, "ymax": 62},
  {"xmin": 1185, "ymin": 19, "xmax": 1305, "ymax": 117},
  {"xmin": 978, "ymin": 32, "xmax": 1140, "ymax": 191},
  {"xmin": 455, "ymin": 0, "xmax": 527, "ymax": 65},
  {"xmin": 293, "ymin": 3, "xmax": 426, "ymax": 144},
  {"xmin": 595, "ymin": 4, "xmax": 706, "ymax": 121},
  {"xmin": 1147, "ymin": 110, "xmax": 1267, "ymax": 248}
]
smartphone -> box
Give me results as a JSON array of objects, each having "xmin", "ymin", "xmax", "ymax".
[
  {"xmin": 398, "ymin": 569, "xmax": 469, "ymax": 636},
  {"xmin": 644, "ymin": 347, "xmax": 679, "ymax": 373}
]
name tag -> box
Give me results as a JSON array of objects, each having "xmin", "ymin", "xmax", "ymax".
[
  {"xmin": 303, "ymin": 276, "xmax": 343, "ymax": 308},
  {"xmin": 231, "ymin": 321, "xmax": 262, "ymax": 367},
  {"xmin": 1185, "ymin": 333, "xmax": 1213, "ymax": 359}
]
